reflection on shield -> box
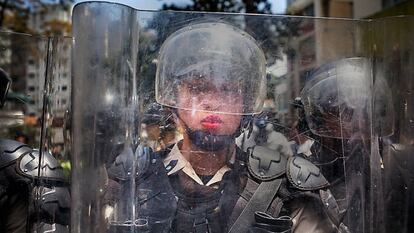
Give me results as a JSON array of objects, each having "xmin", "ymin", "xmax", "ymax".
[{"xmin": 70, "ymin": 2, "xmax": 414, "ymax": 233}]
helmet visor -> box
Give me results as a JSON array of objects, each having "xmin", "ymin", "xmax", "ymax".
[{"xmin": 155, "ymin": 22, "xmax": 267, "ymax": 115}]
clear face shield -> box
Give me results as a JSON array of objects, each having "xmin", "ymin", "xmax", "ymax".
[
  {"xmin": 71, "ymin": 2, "xmax": 411, "ymax": 233},
  {"xmin": 298, "ymin": 58, "xmax": 375, "ymax": 231},
  {"xmin": 156, "ymin": 22, "xmax": 267, "ymax": 115},
  {"xmin": 300, "ymin": 58, "xmax": 372, "ymax": 139},
  {"xmin": 155, "ymin": 22, "xmax": 267, "ymax": 152}
]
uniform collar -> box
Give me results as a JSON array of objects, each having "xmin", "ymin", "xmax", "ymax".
[{"xmin": 163, "ymin": 143, "xmax": 231, "ymax": 187}]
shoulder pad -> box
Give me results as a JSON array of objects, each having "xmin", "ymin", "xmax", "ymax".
[
  {"xmin": 247, "ymin": 145, "xmax": 287, "ymax": 181},
  {"xmin": 0, "ymin": 139, "xmax": 32, "ymax": 168},
  {"xmin": 19, "ymin": 150, "xmax": 65, "ymax": 182},
  {"xmin": 286, "ymin": 156, "xmax": 329, "ymax": 190},
  {"xmin": 107, "ymin": 147, "xmax": 135, "ymax": 181},
  {"xmin": 107, "ymin": 145, "xmax": 151, "ymax": 181}
]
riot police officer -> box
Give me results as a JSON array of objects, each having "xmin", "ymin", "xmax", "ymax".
[
  {"xmin": 0, "ymin": 69, "xmax": 70, "ymax": 233},
  {"xmin": 106, "ymin": 22, "xmax": 345, "ymax": 233},
  {"xmin": 298, "ymin": 57, "xmax": 384, "ymax": 233}
]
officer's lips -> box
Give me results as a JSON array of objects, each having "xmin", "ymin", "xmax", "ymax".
[{"xmin": 201, "ymin": 115, "xmax": 223, "ymax": 129}]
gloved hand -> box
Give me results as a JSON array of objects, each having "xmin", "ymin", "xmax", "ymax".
[{"xmin": 249, "ymin": 212, "xmax": 292, "ymax": 233}]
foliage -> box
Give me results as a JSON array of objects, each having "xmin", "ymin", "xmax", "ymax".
[
  {"xmin": 161, "ymin": 0, "xmax": 299, "ymax": 64},
  {"xmin": 0, "ymin": 0, "xmax": 73, "ymax": 33},
  {"xmin": 43, "ymin": 18, "xmax": 71, "ymax": 36},
  {"xmin": 162, "ymin": 0, "xmax": 272, "ymax": 14}
]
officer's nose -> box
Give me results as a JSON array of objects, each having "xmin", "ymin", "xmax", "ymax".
[
  {"xmin": 200, "ymin": 101, "xmax": 222, "ymax": 111},
  {"xmin": 198, "ymin": 94, "xmax": 223, "ymax": 111}
]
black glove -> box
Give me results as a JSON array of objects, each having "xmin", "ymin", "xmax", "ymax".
[{"xmin": 249, "ymin": 211, "xmax": 292, "ymax": 233}]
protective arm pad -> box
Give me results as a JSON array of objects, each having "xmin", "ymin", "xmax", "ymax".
[
  {"xmin": 31, "ymin": 186, "xmax": 70, "ymax": 226},
  {"xmin": 1, "ymin": 139, "xmax": 70, "ymax": 227},
  {"xmin": 19, "ymin": 149, "xmax": 66, "ymax": 182},
  {"xmin": 1, "ymin": 139, "xmax": 66, "ymax": 182},
  {"xmin": 0, "ymin": 139, "xmax": 32, "ymax": 169}
]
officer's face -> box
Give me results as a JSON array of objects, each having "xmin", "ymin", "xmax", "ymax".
[
  {"xmin": 145, "ymin": 124, "xmax": 160, "ymax": 140},
  {"xmin": 177, "ymin": 79, "xmax": 243, "ymax": 135}
]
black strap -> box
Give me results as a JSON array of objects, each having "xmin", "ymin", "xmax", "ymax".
[
  {"xmin": 193, "ymin": 215, "xmax": 210, "ymax": 233},
  {"xmin": 251, "ymin": 212, "xmax": 292, "ymax": 233},
  {"xmin": 229, "ymin": 178, "xmax": 282, "ymax": 233}
]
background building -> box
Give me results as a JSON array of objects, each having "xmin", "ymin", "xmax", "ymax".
[
  {"xmin": 0, "ymin": 3, "xmax": 72, "ymax": 147},
  {"xmin": 26, "ymin": 4, "xmax": 71, "ymax": 117},
  {"xmin": 284, "ymin": 0, "xmax": 414, "ymax": 97},
  {"xmin": 285, "ymin": 0, "xmax": 354, "ymax": 98},
  {"xmin": 355, "ymin": 0, "xmax": 414, "ymax": 19}
]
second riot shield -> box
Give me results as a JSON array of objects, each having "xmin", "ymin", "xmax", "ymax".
[{"xmin": 71, "ymin": 2, "xmax": 393, "ymax": 233}]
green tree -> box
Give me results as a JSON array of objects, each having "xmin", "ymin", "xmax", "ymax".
[
  {"xmin": 161, "ymin": 0, "xmax": 299, "ymax": 64},
  {"xmin": 162, "ymin": 0, "xmax": 272, "ymax": 14},
  {"xmin": 0, "ymin": 0, "xmax": 73, "ymax": 32},
  {"xmin": 43, "ymin": 18, "xmax": 71, "ymax": 36}
]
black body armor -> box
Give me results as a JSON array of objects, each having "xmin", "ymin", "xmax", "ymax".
[
  {"xmin": 106, "ymin": 144, "xmax": 346, "ymax": 233},
  {"xmin": 0, "ymin": 139, "xmax": 70, "ymax": 233}
]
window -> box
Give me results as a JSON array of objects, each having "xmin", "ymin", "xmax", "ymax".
[
  {"xmin": 28, "ymin": 86, "xmax": 35, "ymax": 92},
  {"xmin": 28, "ymin": 73, "xmax": 35, "ymax": 79},
  {"xmin": 61, "ymin": 86, "xmax": 68, "ymax": 91}
]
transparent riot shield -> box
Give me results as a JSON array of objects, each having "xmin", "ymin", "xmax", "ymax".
[
  {"xmin": 371, "ymin": 16, "xmax": 414, "ymax": 233},
  {"xmin": 0, "ymin": 31, "xmax": 71, "ymax": 232},
  {"xmin": 71, "ymin": 2, "xmax": 388, "ymax": 233},
  {"xmin": 0, "ymin": 32, "xmax": 48, "ymax": 146},
  {"xmin": 35, "ymin": 35, "xmax": 73, "ymax": 232}
]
